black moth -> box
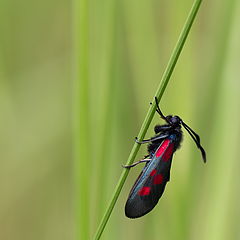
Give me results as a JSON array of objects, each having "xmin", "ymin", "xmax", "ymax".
[{"xmin": 124, "ymin": 97, "xmax": 206, "ymax": 218}]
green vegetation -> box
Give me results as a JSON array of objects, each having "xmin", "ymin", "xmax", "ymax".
[{"xmin": 1, "ymin": 0, "xmax": 240, "ymax": 240}]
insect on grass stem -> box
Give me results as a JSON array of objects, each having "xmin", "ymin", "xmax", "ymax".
[{"xmin": 93, "ymin": 0, "xmax": 203, "ymax": 238}]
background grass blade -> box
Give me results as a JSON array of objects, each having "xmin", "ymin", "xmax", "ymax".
[{"xmin": 73, "ymin": 0, "xmax": 90, "ymax": 239}]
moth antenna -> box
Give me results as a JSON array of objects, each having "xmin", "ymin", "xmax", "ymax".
[
  {"xmin": 154, "ymin": 97, "xmax": 170, "ymax": 124},
  {"xmin": 181, "ymin": 121, "xmax": 206, "ymax": 163}
]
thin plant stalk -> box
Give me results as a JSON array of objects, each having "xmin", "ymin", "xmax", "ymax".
[
  {"xmin": 73, "ymin": 0, "xmax": 90, "ymax": 239},
  {"xmin": 94, "ymin": 0, "xmax": 202, "ymax": 239}
]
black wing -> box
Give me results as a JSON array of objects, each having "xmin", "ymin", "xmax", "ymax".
[{"xmin": 125, "ymin": 139, "xmax": 175, "ymax": 218}]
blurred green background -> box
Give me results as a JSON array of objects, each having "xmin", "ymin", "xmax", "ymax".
[{"xmin": 1, "ymin": 0, "xmax": 240, "ymax": 239}]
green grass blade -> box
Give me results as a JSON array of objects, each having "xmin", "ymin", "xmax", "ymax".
[{"xmin": 73, "ymin": 0, "xmax": 90, "ymax": 239}]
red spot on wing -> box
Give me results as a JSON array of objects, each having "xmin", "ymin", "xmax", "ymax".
[
  {"xmin": 153, "ymin": 174, "xmax": 163, "ymax": 184},
  {"xmin": 156, "ymin": 139, "xmax": 174, "ymax": 162},
  {"xmin": 138, "ymin": 187, "xmax": 151, "ymax": 196},
  {"xmin": 156, "ymin": 139, "xmax": 171, "ymax": 157},
  {"xmin": 162, "ymin": 143, "xmax": 174, "ymax": 162},
  {"xmin": 150, "ymin": 169, "xmax": 157, "ymax": 176}
]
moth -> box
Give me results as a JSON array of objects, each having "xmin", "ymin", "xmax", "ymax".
[{"xmin": 124, "ymin": 97, "xmax": 206, "ymax": 218}]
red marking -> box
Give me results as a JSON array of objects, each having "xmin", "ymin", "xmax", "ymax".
[
  {"xmin": 138, "ymin": 187, "xmax": 151, "ymax": 196},
  {"xmin": 162, "ymin": 143, "xmax": 174, "ymax": 162},
  {"xmin": 155, "ymin": 139, "xmax": 174, "ymax": 162},
  {"xmin": 150, "ymin": 169, "xmax": 157, "ymax": 176},
  {"xmin": 153, "ymin": 174, "xmax": 163, "ymax": 184},
  {"xmin": 156, "ymin": 139, "xmax": 171, "ymax": 157}
]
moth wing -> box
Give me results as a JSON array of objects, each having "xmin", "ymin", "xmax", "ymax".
[{"xmin": 125, "ymin": 140, "xmax": 174, "ymax": 218}]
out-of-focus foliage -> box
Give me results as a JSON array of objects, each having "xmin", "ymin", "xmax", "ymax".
[
  {"xmin": 0, "ymin": 0, "xmax": 73, "ymax": 239},
  {"xmin": 1, "ymin": 0, "xmax": 240, "ymax": 239}
]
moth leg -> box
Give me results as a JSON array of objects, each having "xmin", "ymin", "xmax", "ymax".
[
  {"xmin": 122, "ymin": 158, "xmax": 151, "ymax": 169},
  {"xmin": 135, "ymin": 137, "xmax": 152, "ymax": 144},
  {"xmin": 135, "ymin": 133, "xmax": 168, "ymax": 144},
  {"xmin": 154, "ymin": 124, "xmax": 173, "ymax": 134}
]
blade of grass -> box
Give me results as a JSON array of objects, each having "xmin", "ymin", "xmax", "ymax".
[
  {"xmin": 94, "ymin": 0, "xmax": 202, "ymax": 239},
  {"xmin": 73, "ymin": 0, "xmax": 90, "ymax": 239}
]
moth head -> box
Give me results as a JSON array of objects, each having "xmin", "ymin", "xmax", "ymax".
[{"xmin": 166, "ymin": 115, "xmax": 181, "ymax": 125}]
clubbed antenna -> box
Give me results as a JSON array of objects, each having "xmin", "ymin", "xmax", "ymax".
[
  {"xmin": 154, "ymin": 97, "xmax": 170, "ymax": 124},
  {"xmin": 181, "ymin": 121, "xmax": 206, "ymax": 163}
]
